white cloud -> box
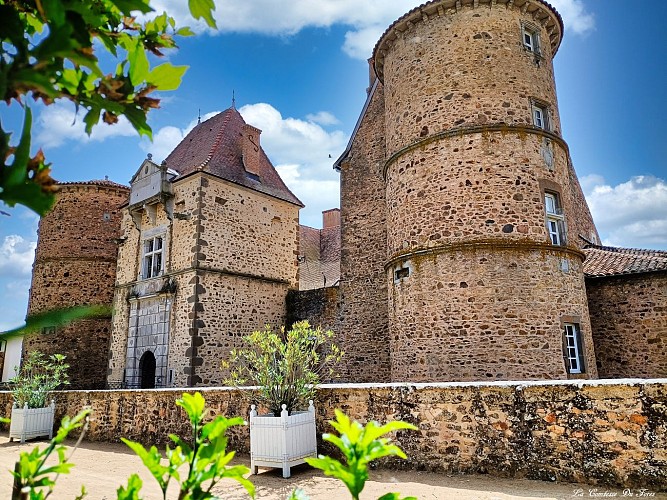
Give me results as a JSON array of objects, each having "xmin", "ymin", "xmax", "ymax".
[
  {"xmin": 550, "ymin": 0, "xmax": 595, "ymax": 35},
  {"xmin": 583, "ymin": 175, "xmax": 667, "ymax": 250},
  {"xmin": 35, "ymin": 102, "xmax": 137, "ymax": 149},
  {"xmin": 0, "ymin": 235, "xmax": 36, "ymax": 279},
  {"xmin": 305, "ymin": 111, "xmax": 340, "ymax": 126},
  {"xmin": 149, "ymin": 0, "xmax": 594, "ymax": 60},
  {"xmin": 238, "ymin": 103, "xmax": 345, "ymax": 227}
]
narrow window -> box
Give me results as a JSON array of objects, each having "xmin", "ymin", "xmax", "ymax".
[
  {"xmin": 544, "ymin": 192, "xmax": 565, "ymax": 245},
  {"xmin": 532, "ymin": 103, "xmax": 550, "ymax": 131},
  {"xmin": 395, "ymin": 268, "xmax": 410, "ymax": 280},
  {"xmin": 564, "ymin": 323, "xmax": 585, "ymax": 374},
  {"xmin": 142, "ymin": 235, "xmax": 165, "ymax": 279},
  {"xmin": 522, "ymin": 26, "xmax": 540, "ymax": 54}
]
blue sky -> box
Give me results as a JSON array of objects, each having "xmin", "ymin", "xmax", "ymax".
[{"xmin": 1, "ymin": 0, "xmax": 666, "ymax": 331}]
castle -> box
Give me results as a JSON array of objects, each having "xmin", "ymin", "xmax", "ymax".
[{"xmin": 19, "ymin": 0, "xmax": 667, "ymax": 389}]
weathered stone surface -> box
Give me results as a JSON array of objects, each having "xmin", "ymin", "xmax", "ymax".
[
  {"xmin": 335, "ymin": 0, "xmax": 599, "ymax": 382},
  {"xmin": 109, "ymin": 170, "xmax": 299, "ymax": 388},
  {"xmin": 1, "ymin": 379, "xmax": 665, "ymax": 489},
  {"xmin": 588, "ymin": 272, "xmax": 667, "ymax": 378},
  {"xmin": 23, "ymin": 182, "xmax": 128, "ymax": 389}
]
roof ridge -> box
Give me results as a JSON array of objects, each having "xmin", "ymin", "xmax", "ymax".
[
  {"xmin": 199, "ymin": 109, "xmax": 234, "ymax": 171},
  {"xmin": 585, "ymin": 243, "xmax": 667, "ymax": 257}
]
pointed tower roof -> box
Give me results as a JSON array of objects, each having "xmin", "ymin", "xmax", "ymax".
[{"xmin": 164, "ymin": 107, "xmax": 303, "ymax": 206}]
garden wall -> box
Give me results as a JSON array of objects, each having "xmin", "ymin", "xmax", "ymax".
[{"xmin": 1, "ymin": 379, "xmax": 666, "ymax": 490}]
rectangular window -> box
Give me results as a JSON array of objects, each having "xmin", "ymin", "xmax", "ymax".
[
  {"xmin": 564, "ymin": 323, "xmax": 585, "ymax": 374},
  {"xmin": 544, "ymin": 193, "xmax": 565, "ymax": 245},
  {"xmin": 523, "ymin": 26, "xmax": 540, "ymax": 54},
  {"xmin": 532, "ymin": 103, "xmax": 550, "ymax": 131},
  {"xmin": 142, "ymin": 235, "xmax": 164, "ymax": 279}
]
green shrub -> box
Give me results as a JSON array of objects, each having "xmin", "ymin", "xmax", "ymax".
[
  {"xmin": 10, "ymin": 351, "xmax": 69, "ymax": 409},
  {"xmin": 225, "ymin": 321, "xmax": 342, "ymax": 415},
  {"xmin": 306, "ymin": 410, "xmax": 418, "ymax": 500}
]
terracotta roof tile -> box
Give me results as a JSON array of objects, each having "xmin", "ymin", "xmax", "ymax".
[
  {"xmin": 164, "ymin": 108, "xmax": 302, "ymax": 206},
  {"xmin": 299, "ymin": 224, "xmax": 341, "ymax": 290},
  {"xmin": 57, "ymin": 179, "xmax": 129, "ymax": 190},
  {"xmin": 583, "ymin": 244, "xmax": 667, "ymax": 278}
]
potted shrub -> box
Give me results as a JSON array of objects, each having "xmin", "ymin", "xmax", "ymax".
[
  {"xmin": 226, "ymin": 320, "xmax": 342, "ymax": 478},
  {"xmin": 9, "ymin": 351, "xmax": 69, "ymax": 443}
]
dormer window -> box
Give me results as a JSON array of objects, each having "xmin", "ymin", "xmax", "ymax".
[{"xmin": 142, "ymin": 236, "xmax": 164, "ymax": 279}]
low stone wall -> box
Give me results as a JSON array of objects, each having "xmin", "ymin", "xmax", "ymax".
[{"xmin": 1, "ymin": 379, "xmax": 666, "ymax": 490}]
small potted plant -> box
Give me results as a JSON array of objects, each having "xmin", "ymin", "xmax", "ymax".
[
  {"xmin": 225, "ymin": 320, "xmax": 342, "ymax": 478},
  {"xmin": 8, "ymin": 351, "xmax": 69, "ymax": 443}
]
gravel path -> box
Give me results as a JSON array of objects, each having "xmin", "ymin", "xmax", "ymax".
[{"xmin": 1, "ymin": 437, "xmax": 664, "ymax": 499}]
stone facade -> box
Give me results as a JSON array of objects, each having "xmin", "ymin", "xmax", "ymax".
[
  {"xmin": 107, "ymin": 108, "xmax": 302, "ymax": 389},
  {"xmin": 587, "ymin": 272, "xmax": 667, "ymax": 379},
  {"xmin": 336, "ymin": 82, "xmax": 392, "ymax": 382},
  {"xmin": 23, "ymin": 181, "xmax": 128, "ymax": 389},
  {"xmin": 2, "ymin": 379, "xmax": 666, "ymax": 489},
  {"xmin": 334, "ymin": 0, "xmax": 599, "ymax": 382}
]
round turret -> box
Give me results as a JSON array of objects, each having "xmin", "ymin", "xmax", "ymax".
[
  {"xmin": 377, "ymin": 0, "xmax": 598, "ymax": 382},
  {"xmin": 24, "ymin": 180, "xmax": 129, "ymax": 389}
]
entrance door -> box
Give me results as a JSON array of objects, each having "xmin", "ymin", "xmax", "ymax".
[{"xmin": 139, "ymin": 351, "xmax": 156, "ymax": 389}]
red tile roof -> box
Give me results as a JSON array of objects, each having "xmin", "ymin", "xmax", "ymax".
[
  {"xmin": 584, "ymin": 244, "xmax": 667, "ymax": 278},
  {"xmin": 299, "ymin": 224, "xmax": 341, "ymax": 290},
  {"xmin": 57, "ymin": 179, "xmax": 129, "ymax": 190},
  {"xmin": 164, "ymin": 107, "xmax": 302, "ymax": 206}
]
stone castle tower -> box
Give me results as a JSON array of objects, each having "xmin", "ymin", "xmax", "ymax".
[
  {"xmin": 23, "ymin": 181, "xmax": 129, "ymax": 389},
  {"xmin": 335, "ymin": 0, "xmax": 600, "ymax": 382}
]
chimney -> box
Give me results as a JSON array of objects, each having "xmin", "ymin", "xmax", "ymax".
[
  {"xmin": 242, "ymin": 123, "xmax": 262, "ymax": 177},
  {"xmin": 322, "ymin": 208, "xmax": 341, "ymax": 229}
]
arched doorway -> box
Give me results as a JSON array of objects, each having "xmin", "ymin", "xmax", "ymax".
[{"xmin": 139, "ymin": 351, "xmax": 156, "ymax": 389}]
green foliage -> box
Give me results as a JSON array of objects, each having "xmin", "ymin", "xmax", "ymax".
[
  {"xmin": 0, "ymin": 0, "xmax": 216, "ymax": 215},
  {"xmin": 225, "ymin": 321, "xmax": 343, "ymax": 415},
  {"xmin": 10, "ymin": 351, "xmax": 69, "ymax": 409},
  {"xmin": 11, "ymin": 409, "xmax": 91, "ymax": 500},
  {"xmin": 119, "ymin": 392, "xmax": 255, "ymax": 500},
  {"xmin": 305, "ymin": 410, "xmax": 418, "ymax": 500}
]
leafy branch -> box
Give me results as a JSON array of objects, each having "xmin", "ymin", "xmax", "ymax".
[{"xmin": 0, "ymin": 0, "xmax": 217, "ymax": 215}]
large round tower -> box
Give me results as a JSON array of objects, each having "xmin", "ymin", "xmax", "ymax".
[
  {"xmin": 24, "ymin": 180, "xmax": 129, "ymax": 389},
  {"xmin": 376, "ymin": 0, "xmax": 599, "ymax": 381}
]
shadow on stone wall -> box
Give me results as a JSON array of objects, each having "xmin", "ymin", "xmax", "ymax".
[{"xmin": 1, "ymin": 379, "xmax": 665, "ymax": 490}]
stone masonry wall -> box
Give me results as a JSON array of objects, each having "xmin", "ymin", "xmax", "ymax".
[
  {"xmin": 109, "ymin": 172, "xmax": 299, "ymax": 388},
  {"xmin": 377, "ymin": 0, "xmax": 597, "ymax": 382},
  {"xmin": 199, "ymin": 174, "xmax": 300, "ymax": 288},
  {"xmin": 389, "ymin": 247, "xmax": 596, "ymax": 382},
  {"xmin": 587, "ymin": 273, "xmax": 667, "ymax": 379},
  {"xmin": 25, "ymin": 183, "xmax": 128, "ymax": 389},
  {"xmin": 381, "ymin": 3, "xmax": 561, "ymax": 157},
  {"xmin": 286, "ymin": 286, "xmax": 340, "ymax": 333},
  {"xmin": 1, "ymin": 380, "xmax": 665, "ymax": 489},
  {"xmin": 337, "ymin": 84, "xmax": 392, "ymax": 383}
]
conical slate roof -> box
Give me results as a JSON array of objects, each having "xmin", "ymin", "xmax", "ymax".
[{"xmin": 164, "ymin": 107, "xmax": 303, "ymax": 206}]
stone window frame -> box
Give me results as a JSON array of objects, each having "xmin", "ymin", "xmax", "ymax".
[
  {"xmin": 530, "ymin": 98, "xmax": 551, "ymax": 131},
  {"xmin": 521, "ymin": 21, "xmax": 542, "ymax": 56},
  {"xmin": 393, "ymin": 260, "xmax": 413, "ymax": 284},
  {"xmin": 560, "ymin": 315, "xmax": 587, "ymax": 378},
  {"xmin": 538, "ymin": 180, "xmax": 567, "ymax": 247},
  {"xmin": 139, "ymin": 225, "xmax": 169, "ymax": 280}
]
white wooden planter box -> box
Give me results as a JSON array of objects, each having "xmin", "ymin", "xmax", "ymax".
[
  {"xmin": 9, "ymin": 401, "xmax": 55, "ymax": 443},
  {"xmin": 249, "ymin": 401, "xmax": 317, "ymax": 478}
]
